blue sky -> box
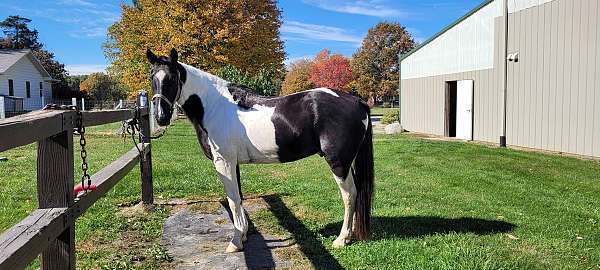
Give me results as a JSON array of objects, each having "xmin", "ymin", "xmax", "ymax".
[{"xmin": 0, "ymin": 0, "xmax": 482, "ymax": 75}]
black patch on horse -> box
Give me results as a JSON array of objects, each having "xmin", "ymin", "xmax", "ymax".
[
  {"xmin": 182, "ymin": 94, "xmax": 213, "ymax": 160},
  {"xmin": 270, "ymin": 90, "xmax": 369, "ymax": 179}
]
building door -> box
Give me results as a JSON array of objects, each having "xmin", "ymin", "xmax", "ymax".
[{"xmin": 455, "ymin": 80, "xmax": 473, "ymax": 140}]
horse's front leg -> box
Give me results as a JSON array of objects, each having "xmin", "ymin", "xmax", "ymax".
[{"xmin": 213, "ymin": 158, "xmax": 248, "ymax": 252}]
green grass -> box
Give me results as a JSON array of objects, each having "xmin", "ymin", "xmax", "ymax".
[
  {"xmin": 370, "ymin": 106, "xmax": 399, "ymax": 116},
  {"xmin": 1, "ymin": 120, "xmax": 599, "ymax": 269}
]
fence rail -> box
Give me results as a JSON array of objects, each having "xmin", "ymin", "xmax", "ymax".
[
  {"xmin": 0, "ymin": 98, "xmax": 139, "ymax": 120},
  {"xmin": 0, "ymin": 101, "xmax": 153, "ymax": 270}
]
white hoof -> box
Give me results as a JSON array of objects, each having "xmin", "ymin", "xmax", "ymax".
[
  {"xmin": 226, "ymin": 242, "xmax": 243, "ymax": 253},
  {"xmin": 332, "ymin": 237, "xmax": 350, "ymax": 249}
]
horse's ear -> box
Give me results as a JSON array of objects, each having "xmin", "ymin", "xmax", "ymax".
[
  {"xmin": 146, "ymin": 49, "xmax": 158, "ymax": 64},
  {"xmin": 170, "ymin": 48, "xmax": 178, "ymax": 63}
]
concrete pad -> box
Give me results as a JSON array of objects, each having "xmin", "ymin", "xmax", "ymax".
[{"xmin": 161, "ymin": 204, "xmax": 294, "ymax": 270}]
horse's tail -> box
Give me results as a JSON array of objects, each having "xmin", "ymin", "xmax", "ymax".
[{"xmin": 353, "ymin": 113, "xmax": 374, "ymax": 241}]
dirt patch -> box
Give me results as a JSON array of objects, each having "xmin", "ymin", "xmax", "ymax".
[{"xmin": 188, "ymin": 201, "xmax": 222, "ymax": 214}]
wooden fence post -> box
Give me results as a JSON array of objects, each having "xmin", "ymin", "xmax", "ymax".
[
  {"xmin": 138, "ymin": 92, "xmax": 153, "ymax": 205},
  {"xmin": 37, "ymin": 111, "xmax": 75, "ymax": 269}
]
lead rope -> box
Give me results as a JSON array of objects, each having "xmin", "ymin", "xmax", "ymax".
[{"xmin": 125, "ymin": 116, "xmax": 144, "ymax": 161}]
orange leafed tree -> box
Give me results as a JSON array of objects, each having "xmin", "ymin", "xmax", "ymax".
[
  {"xmin": 309, "ymin": 49, "xmax": 352, "ymax": 91},
  {"xmin": 280, "ymin": 59, "xmax": 314, "ymax": 95},
  {"xmin": 104, "ymin": 0, "xmax": 285, "ymax": 95}
]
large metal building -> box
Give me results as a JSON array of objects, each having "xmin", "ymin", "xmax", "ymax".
[{"xmin": 399, "ymin": 0, "xmax": 600, "ymax": 157}]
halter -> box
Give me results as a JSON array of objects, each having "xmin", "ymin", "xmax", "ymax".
[{"xmin": 150, "ymin": 66, "xmax": 183, "ymax": 112}]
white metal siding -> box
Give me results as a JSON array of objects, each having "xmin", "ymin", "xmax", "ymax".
[
  {"xmin": 401, "ymin": 0, "xmax": 501, "ymax": 79},
  {"xmin": 401, "ymin": 0, "xmax": 600, "ymax": 157},
  {"xmin": 508, "ymin": 0, "xmax": 556, "ymax": 13},
  {"xmin": 506, "ymin": 0, "xmax": 600, "ymax": 157},
  {"xmin": 1, "ymin": 56, "xmax": 52, "ymax": 110}
]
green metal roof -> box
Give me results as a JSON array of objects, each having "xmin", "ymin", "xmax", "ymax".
[{"xmin": 399, "ymin": 0, "xmax": 494, "ymax": 62}]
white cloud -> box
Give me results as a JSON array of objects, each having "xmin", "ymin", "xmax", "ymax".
[
  {"xmin": 0, "ymin": 2, "xmax": 119, "ymax": 39},
  {"xmin": 69, "ymin": 27, "xmax": 107, "ymax": 38},
  {"xmin": 284, "ymin": 55, "xmax": 313, "ymax": 66},
  {"xmin": 58, "ymin": 0, "xmax": 97, "ymax": 8},
  {"xmin": 66, "ymin": 64, "xmax": 107, "ymax": 75},
  {"xmin": 302, "ymin": 0, "xmax": 405, "ymax": 17},
  {"xmin": 282, "ymin": 21, "xmax": 363, "ymax": 45}
]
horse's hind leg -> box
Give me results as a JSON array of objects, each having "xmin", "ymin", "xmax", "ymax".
[
  {"xmin": 332, "ymin": 163, "xmax": 357, "ymax": 248},
  {"xmin": 214, "ymin": 158, "xmax": 248, "ymax": 252}
]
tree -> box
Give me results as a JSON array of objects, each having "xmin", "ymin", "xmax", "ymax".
[
  {"xmin": 31, "ymin": 49, "xmax": 67, "ymax": 83},
  {"xmin": 351, "ymin": 22, "xmax": 416, "ymax": 98},
  {"xmin": 309, "ymin": 49, "xmax": 352, "ymax": 91},
  {"xmin": 105, "ymin": 0, "xmax": 286, "ymax": 95},
  {"xmin": 79, "ymin": 73, "xmax": 127, "ymax": 103},
  {"xmin": 217, "ymin": 64, "xmax": 281, "ymax": 96},
  {"xmin": 0, "ymin": 15, "xmax": 41, "ymax": 49},
  {"xmin": 281, "ymin": 59, "xmax": 314, "ymax": 95}
]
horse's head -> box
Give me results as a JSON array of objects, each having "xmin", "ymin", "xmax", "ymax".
[{"xmin": 147, "ymin": 48, "xmax": 186, "ymax": 126}]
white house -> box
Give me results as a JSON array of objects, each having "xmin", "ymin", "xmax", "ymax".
[{"xmin": 0, "ymin": 49, "xmax": 54, "ymax": 111}]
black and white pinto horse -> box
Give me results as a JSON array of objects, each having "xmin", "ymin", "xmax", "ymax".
[{"xmin": 147, "ymin": 49, "xmax": 373, "ymax": 252}]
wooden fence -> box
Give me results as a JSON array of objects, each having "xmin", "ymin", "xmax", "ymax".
[{"xmin": 0, "ymin": 105, "xmax": 153, "ymax": 269}]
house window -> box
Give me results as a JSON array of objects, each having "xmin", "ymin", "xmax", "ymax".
[
  {"xmin": 8, "ymin": 79, "xmax": 14, "ymax": 96},
  {"xmin": 39, "ymin": 82, "xmax": 43, "ymax": 97},
  {"xmin": 26, "ymin": 81, "xmax": 31, "ymax": 98}
]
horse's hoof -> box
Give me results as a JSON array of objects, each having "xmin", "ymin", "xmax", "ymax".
[
  {"xmin": 332, "ymin": 238, "xmax": 349, "ymax": 248},
  {"xmin": 226, "ymin": 242, "xmax": 243, "ymax": 253}
]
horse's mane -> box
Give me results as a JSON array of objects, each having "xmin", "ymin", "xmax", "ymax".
[{"xmin": 227, "ymin": 83, "xmax": 278, "ymax": 109}]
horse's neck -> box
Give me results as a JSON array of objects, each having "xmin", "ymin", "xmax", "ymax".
[{"xmin": 179, "ymin": 64, "xmax": 236, "ymax": 129}]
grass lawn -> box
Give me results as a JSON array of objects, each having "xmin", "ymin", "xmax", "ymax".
[
  {"xmin": 370, "ymin": 106, "xmax": 399, "ymax": 116},
  {"xmin": 1, "ymin": 120, "xmax": 599, "ymax": 269}
]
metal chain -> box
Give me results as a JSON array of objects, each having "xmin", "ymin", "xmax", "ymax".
[
  {"xmin": 75, "ymin": 110, "xmax": 91, "ymax": 192},
  {"xmin": 44, "ymin": 104, "xmax": 166, "ymax": 187},
  {"xmin": 43, "ymin": 103, "xmax": 92, "ymax": 193}
]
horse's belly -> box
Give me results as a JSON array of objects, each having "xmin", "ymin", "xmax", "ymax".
[{"xmin": 238, "ymin": 106, "xmax": 280, "ymax": 163}]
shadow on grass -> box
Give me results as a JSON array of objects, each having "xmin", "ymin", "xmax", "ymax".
[
  {"xmin": 262, "ymin": 194, "xmax": 344, "ymax": 270},
  {"xmin": 320, "ymin": 216, "xmax": 517, "ymax": 239}
]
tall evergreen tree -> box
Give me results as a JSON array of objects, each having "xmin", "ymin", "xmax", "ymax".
[{"xmin": 0, "ymin": 15, "xmax": 42, "ymax": 49}]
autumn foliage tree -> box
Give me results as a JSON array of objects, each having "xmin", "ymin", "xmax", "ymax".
[
  {"xmin": 351, "ymin": 22, "xmax": 416, "ymax": 99},
  {"xmin": 105, "ymin": 0, "xmax": 286, "ymax": 95},
  {"xmin": 79, "ymin": 73, "xmax": 127, "ymax": 103},
  {"xmin": 280, "ymin": 59, "xmax": 314, "ymax": 95},
  {"xmin": 309, "ymin": 49, "xmax": 352, "ymax": 91}
]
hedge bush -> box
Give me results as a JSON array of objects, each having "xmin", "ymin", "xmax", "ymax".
[{"xmin": 381, "ymin": 109, "xmax": 400, "ymax": 124}]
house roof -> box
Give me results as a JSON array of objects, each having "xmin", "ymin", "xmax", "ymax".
[
  {"xmin": 399, "ymin": 0, "xmax": 494, "ymax": 62},
  {"xmin": 0, "ymin": 49, "xmax": 53, "ymax": 78}
]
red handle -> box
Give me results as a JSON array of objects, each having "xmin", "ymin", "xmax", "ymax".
[{"xmin": 73, "ymin": 184, "xmax": 97, "ymax": 196}]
